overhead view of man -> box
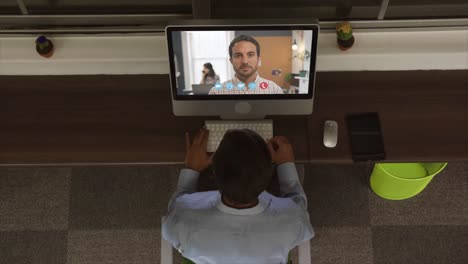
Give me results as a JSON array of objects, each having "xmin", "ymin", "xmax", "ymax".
[
  {"xmin": 162, "ymin": 127, "xmax": 314, "ymax": 264},
  {"xmin": 209, "ymin": 35, "xmax": 285, "ymax": 95}
]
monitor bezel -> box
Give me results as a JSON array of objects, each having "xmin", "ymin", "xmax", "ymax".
[{"xmin": 166, "ymin": 24, "xmax": 319, "ymax": 101}]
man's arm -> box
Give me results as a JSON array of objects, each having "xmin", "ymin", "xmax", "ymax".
[
  {"xmin": 167, "ymin": 168, "xmax": 200, "ymax": 211},
  {"xmin": 272, "ymin": 81, "xmax": 285, "ymax": 94},
  {"xmin": 163, "ymin": 128, "xmax": 212, "ymax": 250},
  {"xmin": 277, "ymin": 162, "xmax": 308, "ymax": 210},
  {"xmin": 268, "ymin": 136, "xmax": 307, "ymax": 210},
  {"xmin": 167, "ymin": 127, "xmax": 212, "ymax": 212},
  {"xmin": 268, "ymin": 137, "xmax": 314, "ymax": 247},
  {"xmin": 163, "ymin": 168, "xmax": 199, "ymax": 252}
]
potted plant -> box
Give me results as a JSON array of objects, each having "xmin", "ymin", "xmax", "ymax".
[
  {"xmin": 336, "ymin": 22, "xmax": 355, "ymax": 51},
  {"xmin": 293, "ymin": 50, "xmax": 310, "ymax": 77},
  {"xmin": 299, "ymin": 70, "xmax": 308, "ymax": 78},
  {"xmin": 283, "ymin": 73, "xmax": 298, "ymax": 94},
  {"xmin": 35, "ymin": 36, "xmax": 54, "ymax": 58}
]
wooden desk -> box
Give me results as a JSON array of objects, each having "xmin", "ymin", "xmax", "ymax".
[
  {"xmin": 308, "ymin": 71, "xmax": 468, "ymax": 163},
  {"xmin": 0, "ymin": 71, "xmax": 467, "ymax": 165},
  {"xmin": 0, "ymin": 75, "xmax": 308, "ymax": 164}
]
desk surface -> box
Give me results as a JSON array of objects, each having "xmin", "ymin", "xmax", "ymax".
[
  {"xmin": 1, "ymin": 71, "xmax": 467, "ymax": 165},
  {"xmin": 309, "ymin": 71, "xmax": 468, "ymax": 163}
]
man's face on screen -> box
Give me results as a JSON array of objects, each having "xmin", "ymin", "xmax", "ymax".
[{"xmin": 230, "ymin": 41, "xmax": 259, "ymax": 80}]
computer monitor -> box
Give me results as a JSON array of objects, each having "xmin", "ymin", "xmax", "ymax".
[{"xmin": 166, "ymin": 19, "xmax": 319, "ymax": 119}]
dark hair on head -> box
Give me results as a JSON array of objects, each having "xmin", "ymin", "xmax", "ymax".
[
  {"xmin": 213, "ymin": 129, "xmax": 272, "ymax": 204},
  {"xmin": 203, "ymin": 62, "xmax": 216, "ymax": 78},
  {"xmin": 228, "ymin": 35, "xmax": 261, "ymax": 58}
]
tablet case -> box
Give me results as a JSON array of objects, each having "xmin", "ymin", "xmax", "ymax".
[{"xmin": 346, "ymin": 112, "xmax": 385, "ymax": 161}]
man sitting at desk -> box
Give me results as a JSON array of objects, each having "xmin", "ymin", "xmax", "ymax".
[
  {"xmin": 162, "ymin": 127, "xmax": 314, "ymax": 264},
  {"xmin": 209, "ymin": 35, "xmax": 284, "ymax": 95}
]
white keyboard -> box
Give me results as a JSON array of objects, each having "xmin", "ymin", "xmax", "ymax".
[{"xmin": 205, "ymin": 120, "xmax": 273, "ymax": 152}]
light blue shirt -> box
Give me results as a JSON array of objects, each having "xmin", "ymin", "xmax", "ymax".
[{"xmin": 162, "ymin": 162, "xmax": 314, "ymax": 264}]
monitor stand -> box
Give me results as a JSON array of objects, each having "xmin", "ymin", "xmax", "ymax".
[{"xmin": 219, "ymin": 102, "xmax": 266, "ymax": 120}]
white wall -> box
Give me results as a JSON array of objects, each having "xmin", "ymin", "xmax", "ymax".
[
  {"xmin": 317, "ymin": 29, "xmax": 468, "ymax": 71},
  {"xmin": 0, "ymin": 35, "xmax": 169, "ymax": 75},
  {"xmin": 0, "ymin": 29, "xmax": 467, "ymax": 75}
]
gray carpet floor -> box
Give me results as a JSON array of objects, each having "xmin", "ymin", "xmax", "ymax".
[{"xmin": 0, "ymin": 162, "xmax": 467, "ymax": 264}]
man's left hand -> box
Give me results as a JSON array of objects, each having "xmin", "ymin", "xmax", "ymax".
[{"xmin": 184, "ymin": 127, "xmax": 212, "ymax": 172}]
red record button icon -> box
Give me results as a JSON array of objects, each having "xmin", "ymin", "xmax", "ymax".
[{"xmin": 259, "ymin": 82, "xmax": 268, "ymax": 89}]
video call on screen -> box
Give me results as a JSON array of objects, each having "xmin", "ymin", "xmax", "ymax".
[{"xmin": 171, "ymin": 30, "xmax": 314, "ymax": 96}]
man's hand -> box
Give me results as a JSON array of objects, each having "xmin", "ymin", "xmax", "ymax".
[
  {"xmin": 267, "ymin": 136, "xmax": 295, "ymax": 165},
  {"xmin": 185, "ymin": 127, "xmax": 212, "ymax": 172}
]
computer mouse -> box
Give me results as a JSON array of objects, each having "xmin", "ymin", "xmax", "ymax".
[{"xmin": 323, "ymin": 120, "xmax": 338, "ymax": 148}]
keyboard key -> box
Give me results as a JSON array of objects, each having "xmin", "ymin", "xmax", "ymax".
[{"xmin": 205, "ymin": 120, "xmax": 273, "ymax": 152}]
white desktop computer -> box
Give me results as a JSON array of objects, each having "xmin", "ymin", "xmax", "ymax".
[{"xmin": 166, "ymin": 19, "xmax": 319, "ymax": 151}]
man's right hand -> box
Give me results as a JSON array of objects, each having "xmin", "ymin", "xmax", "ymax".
[
  {"xmin": 185, "ymin": 127, "xmax": 212, "ymax": 172},
  {"xmin": 267, "ymin": 136, "xmax": 295, "ymax": 165}
]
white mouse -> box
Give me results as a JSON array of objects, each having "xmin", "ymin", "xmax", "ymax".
[{"xmin": 323, "ymin": 120, "xmax": 338, "ymax": 148}]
